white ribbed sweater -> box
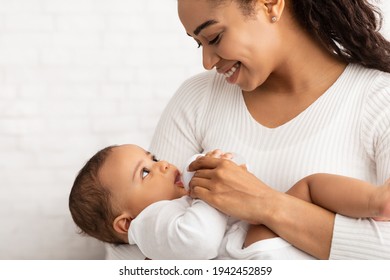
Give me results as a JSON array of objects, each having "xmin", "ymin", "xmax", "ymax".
[{"xmin": 149, "ymin": 64, "xmax": 390, "ymax": 259}]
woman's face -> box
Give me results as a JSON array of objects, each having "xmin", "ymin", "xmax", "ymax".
[{"xmin": 178, "ymin": 0, "xmax": 283, "ymax": 91}]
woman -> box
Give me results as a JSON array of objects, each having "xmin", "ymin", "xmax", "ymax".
[{"xmin": 108, "ymin": 0, "xmax": 390, "ymax": 259}]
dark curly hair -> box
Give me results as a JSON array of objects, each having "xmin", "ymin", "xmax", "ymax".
[
  {"xmin": 69, "ymin": 145, "xmax": 125, "ymax": 244},
  {"xmin": 213, "ymin": 0, "xmax": 390, "ymax": 72},
  {"xmin": 290, "ymin": 0, "xmax": 390, "ymax": 72}
]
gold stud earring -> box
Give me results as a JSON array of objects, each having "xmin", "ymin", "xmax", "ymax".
[{"xmin": 271, "ymin": 16, "xmax": 277, "ymax": 22}]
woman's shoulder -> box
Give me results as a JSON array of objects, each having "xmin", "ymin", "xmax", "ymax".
[
  {"xmin": 348, "ymin": 63, "xmax": 390, "ymax": 87},
  {"xmin": 342, "ymin": 64, "xmax": 390, "ymax": 106},
  {"xmin": 169, "ymin": 71, "xmax": 213, "ymax": 103},
  {"xmin": 165, "ymin": 71, "xmax": 214, "ymax": 110},
  {"xmin": 356, "ymin": 64, "xmax": 390, "ymax": 157},
  {"xmin": 172, "ymin": 70, "xmax": 238, "ymax": 104},
  {"xmin": 178, "ymin": 70, "xmax": 216, "ymax": 90},
  {"xmin": 177, "ymin": 69, "xmax": 232, "ymax": 93}
]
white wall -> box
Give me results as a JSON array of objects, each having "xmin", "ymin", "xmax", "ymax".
[
  {"xmin": 0, "ymin": 0, "xmax": 202, "ymax": 260},
  {"xmin": 380, "ymin": 0, "xmax": 390, "ymax": 38},
  {"xmin": 0, "ymin": 0, "xmax": 389, "ymax": 260}
]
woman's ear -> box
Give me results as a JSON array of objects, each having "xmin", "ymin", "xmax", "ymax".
[
  {"xmin": 113, "ymin": 213, "xmax": 132, "ymax": 235},
  {"xmin": 263, "ymin": 0, "xmax": 285, "ymax": 22}
]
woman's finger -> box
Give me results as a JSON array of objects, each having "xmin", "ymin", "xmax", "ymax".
[
  {"xmin": 221, "ymin": 152, "xmax": 233, "ymax": 160},
  {"xmin": 191, "ymin": 169, "xmax": 214, "ymax": 179},
  {"xmin": 189, "ymin": 176, "xmax": 213, "ymax": 190},
  {"xmin": 189, "ymin": 156, "xmax": 238, "ymax": 172},
  {"xmin": 189, "ymin": 185, "xmax": 210, "ymax": 200},
  {"xmin": 205, "ymin": 149, "xmax": 223, "ymax": 158},
  {"xmin": 188, "ymin": 156, "xmax": 220, "ymax": 171}
]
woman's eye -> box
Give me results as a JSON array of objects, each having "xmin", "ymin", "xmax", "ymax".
[
  {"xmin": 208, "ymin": 34, "xmax": 221, "ymax": 45},
  {"xmin": 142, "ymin": 168, "xmax": 150, "ymax": 179},
  {"xmin": 196, "ymin": 41, "xmax": 202, "ymax": 48}
]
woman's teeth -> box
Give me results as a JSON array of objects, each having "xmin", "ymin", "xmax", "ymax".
[{"xmin": 224, "ymin": 62, "xmax": 240, "ymax": 78}]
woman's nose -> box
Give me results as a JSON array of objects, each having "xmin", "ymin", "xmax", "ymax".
[{"xmin": 202, "ymin": 46, "xmax": 219, "ymax": 70}]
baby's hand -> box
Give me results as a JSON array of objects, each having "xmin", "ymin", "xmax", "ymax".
[{"xmin": 205, "ymin": 149, "xmax": 233, "ymax": 160}]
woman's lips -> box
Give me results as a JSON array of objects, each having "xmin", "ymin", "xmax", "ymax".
[
  {"xmin": 225, "ymin": 62, "xmax": 241, "ymax": 84},
  {"xmin": 224, "ymin": 62, "xmax": 240, "ymax": 78}
]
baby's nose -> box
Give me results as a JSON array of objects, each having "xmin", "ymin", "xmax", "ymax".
[{"xmin": 157, "ymin": 161, "xmax": 169, "ymax": 173}]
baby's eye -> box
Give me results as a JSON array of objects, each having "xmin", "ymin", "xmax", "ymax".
[
  {"xmin": 152, "ymin": 155, "xmax": 159, "ymax": 162},
  {"xmin": 142, "ymin": 168, "xmax": 150, "ymax": 179}
]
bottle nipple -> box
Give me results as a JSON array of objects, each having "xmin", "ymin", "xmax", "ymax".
[{"xmin": 182, "ymin": 154, "xmax": 202, "ymax": 190}]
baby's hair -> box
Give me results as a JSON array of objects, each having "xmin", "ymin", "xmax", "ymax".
[{"xmin": 69, "ymin": 145, "xmax": 125, "ymax": 244}]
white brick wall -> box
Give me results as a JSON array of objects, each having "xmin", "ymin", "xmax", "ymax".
[
  {"xmin": 0, "ymin": 0, "xmax": 389, "ymax": 260},
  {"xmin": 0, "ymin": 0, "xmax": 202, "ymax": 259}
]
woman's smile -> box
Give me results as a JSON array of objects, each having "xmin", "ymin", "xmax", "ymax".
[
  {"xmin": 224, "ymin": 62, "xmax": 241, "ymax": 83},
  {"xmin": 217, "ymin": 61, "xmax": 241, "ymax": 84}
]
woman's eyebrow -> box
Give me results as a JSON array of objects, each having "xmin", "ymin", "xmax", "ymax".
[{"xmin": 193, "ymin": 20, "xmax": 218, "ymax": 36}]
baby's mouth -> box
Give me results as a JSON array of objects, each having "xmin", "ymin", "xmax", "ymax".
[{"xmin": 174, "ymin": 171, "xmax": 184, "ymax": 187}]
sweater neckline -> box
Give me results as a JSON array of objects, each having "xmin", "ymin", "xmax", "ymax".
[{"xmin": 238, "ymin": 64, "xmax": 352, "ymax": 132}]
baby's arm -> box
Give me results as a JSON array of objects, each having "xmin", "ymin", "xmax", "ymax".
[
  {"xmin": 288, "ymin": 174, "xmax": 390, "ymax": 220},
  {"xmin": 128, "ymin": 197, "xmax": 228, "ymax": 260},
  {"xmin": 245, "ymin": 175, "xmax": 390, "ymax": 248}
]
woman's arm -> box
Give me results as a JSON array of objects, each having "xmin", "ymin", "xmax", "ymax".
[
  {"xmin": 189, "ymin": 74, "xmax": 390, "ymax": 259},
  {"xmin": 329, "ymin": 74, "xmax": 390, "ymax": 259},
  {"xmin": 149, "ymin": 71, "xmax": 211, "ymax": 167},
  {"xmin": 188, "ymin": 157, "xmax": 335, "ymax": 259}
]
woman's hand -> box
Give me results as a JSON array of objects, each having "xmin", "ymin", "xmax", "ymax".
[
  {"xmin": 204, "ymin": 149, "xmax": 233, "ymax": 160},
  {"xmin": 188, "ymin": 155, "xmax": 334, "ymax": 259},
  {"xmin": 188, "ymin": 156, "xmax": 277, "ymax": 224}
]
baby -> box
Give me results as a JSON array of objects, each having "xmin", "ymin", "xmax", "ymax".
[{"xmin": 69, "ymin": 144, "xmax": 390, "ymax": 259}]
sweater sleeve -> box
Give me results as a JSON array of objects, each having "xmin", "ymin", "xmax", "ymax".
[
  {"xmin": 149, "ymin": 71, "xmax": 211, "ymax": 167},
  {"xmin": 330, "ymin": 72, "xmax": 390, "ymax": 259},
  {"xmin": 128, "ymin": 197, "xmax": 228, "ymax": 260},
  {"xmin": 105, "ymin": 72, "xmax": 213, "ymax": 260}
]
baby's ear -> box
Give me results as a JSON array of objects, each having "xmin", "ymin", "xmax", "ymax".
[{"xmin": 113, "ymin": 213, "xmax": 132, "ymax": 234}]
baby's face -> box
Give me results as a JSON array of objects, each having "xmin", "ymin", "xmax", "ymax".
[{"xmin": 99, "ymin": 144, "xmax": 187, "ymax": 218}]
